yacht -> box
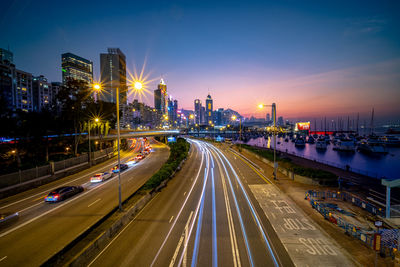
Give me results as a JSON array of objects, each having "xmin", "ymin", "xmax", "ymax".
[
  {"xmin": 379, "ymin": 136, "xmax": 400, "ymax": 147},
  {"xmin": 295, "ymin": 137, "xmax": 306, "ymax": 147},
  {"xmin": 333, "ymin": 138, "xmax": 355, "ymax": 152},
  {"xmin": 358, "ymin": 137, "xmax": 388, "ymax": 154},
  {"xmin": 316, "ymin": 137, "xmax": 327, "ymax": 150}
]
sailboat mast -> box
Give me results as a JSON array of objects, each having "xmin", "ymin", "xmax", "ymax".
[{"xmin": 370, "ymin": 108, "xmax": 374, "ymax": 135}]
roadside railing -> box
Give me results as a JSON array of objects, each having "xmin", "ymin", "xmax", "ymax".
[{"xmin": 0, "ymin": 147, "xmax": 114, "ymax": 189}]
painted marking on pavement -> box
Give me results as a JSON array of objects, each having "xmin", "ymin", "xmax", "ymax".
[
  {"xmin": 88, "ymin": 198, "xmax": 101, "ymax": 208},
  {"xmin": 87, "ymin": 193, "xmax": 161, "ymax": 267},
  {"xmin": 169, "ymin": 211, "xmax": 193, "ymax": 267},
  {"xmin": 169, "ymin": 216, "xmax": 174, "ymax": 223}
]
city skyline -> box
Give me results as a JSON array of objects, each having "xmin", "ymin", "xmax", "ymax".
[{"xmin": 2, "ymin": 0, "xmax": 399, "ymax": 122}]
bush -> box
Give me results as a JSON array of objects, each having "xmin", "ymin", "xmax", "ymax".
[
  {"xmin": 142, "ymin": 138, "xmax": 190, "ymax": 190},
  {"xmin": 241, "ymin": 144, "xmax": 337, "ymax": 180}
]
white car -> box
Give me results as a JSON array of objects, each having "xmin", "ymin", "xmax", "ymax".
[{"xmin": 90, "ymin": 172, "xmax": 113, "ymax": 183}]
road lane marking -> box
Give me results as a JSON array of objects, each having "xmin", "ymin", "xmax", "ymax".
[
  {"xmin": 211, "ymin": 166, "xmax": 218, "ymax": 267},
  {"xmin": 190, "ymin": 163, "xmax": 210, "ymax": 266},
  {"xmin": 212, "ymin": 149, "xmax": 241, "ymax": 267},
  {"xmin": 169, "ymin": 216, "xmax": 174, "ymax": 223},
  {"xmin": 209, "ymin": 144, "xmax": 281, "ymax": 267},
  {"xmin": 151, "ymin": 140, "xmax": 206, "ymax": 267},
  {"xmin": 183, "ymin": 191, "xmax": 187, "ymax": 196},
  {"xmin": 87, "ymin": 193, "xmax": 161, "ymax": 267},
  {"xmin": 169, "ymin": 211, "xmax": 193, "ymax": 267},
  {"xmin": 0, "ymin": 256, "xmax": 7, "ymax": 262},
  {"xmin": 229, "ymin": 150, "xmax": 271, "ymax": 184},
  {"xmin": 0, "ymin": 170, "xmax": 123, "ymax": 238},
  {"xmin": 0, "ymin": 153, "xmax": 134, "ymax": 211},
  {"xmin": 177, "ymin": 143, "xmax": 211, "ymax": 267},
  {"xmin": 18, "ymin": 202, "xmax": 42, "ymax": 213},
  {"xmin": 88, "ymin": 198, "xmax": 101, "ymax": 208},
  {"xmin": 208, "ymin": 146, "xmax": 254, "ymax": 266}
]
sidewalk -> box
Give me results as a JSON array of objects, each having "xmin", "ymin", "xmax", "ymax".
[{"xmin": 234, "ymin": 146, "xmax": 395, "ymax": 267}]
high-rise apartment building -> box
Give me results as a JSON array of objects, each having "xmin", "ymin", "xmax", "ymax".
[
  {"xmin": 61, "ymin": 52, "xmax": 93, "ymax": 84},
  {"xmin": 100, "ymin": 48, "xmax": 127, "ymax": 104},
  {"xmin": 14, "ymin": 69, "xmax": 34, "ymax": 112},
  {"xmin": 205, "ymin": 94, "xmax": 213, "ymax": 125},
  {"xmin": 32, "ymin": 75, "xmax": 53, "ymax": 111},
  {"xmin": 0, "ymin": 58, "xmax": 15, "ymax": 111}
]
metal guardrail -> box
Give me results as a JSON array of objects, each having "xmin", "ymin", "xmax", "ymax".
[{"xmin": 0, "ymin": 147, "xmax": 114, "ymax": 189}]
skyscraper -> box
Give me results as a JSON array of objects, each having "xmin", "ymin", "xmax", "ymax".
[
  {"xmin": 61, "ymin": 52, "xmax": 93, "ymax": 84},
  {"xmin": 205, "ymin": 94, "xmax": 213, "ymax": 125},
  {"xmin": 0, "ymin": 48, "xmax": 13, "ymax": 64},
  {"xmin": 194, "ymin": 99, "xmax": 202, "ymax": 124},
  {"xmin": 154, "ymin": 79, "xmax": 167, "ymax": 114},
  {"xmin": 100, "ymin": 48, "xmax": 127, "ymax": 104}
]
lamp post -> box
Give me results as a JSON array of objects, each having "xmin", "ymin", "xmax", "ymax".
[
  {"xmin": 88, "ymin": 117, "xmax": 99, "ymax": 167},
  {"xmin": 231, "ymin": 115, "xmax": 242, "ymax": 150},
  {"xmin": 92, "ymin": 81, "xmax": 144, "ymax": 212},
  {"xmin": 258, "ymin": 103, "xmax": 277, "ymax": 180}
]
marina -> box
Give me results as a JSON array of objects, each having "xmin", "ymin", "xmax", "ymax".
[{"xmin": 245, "ymin": 134, "xmax": 400, "ymax": 180}]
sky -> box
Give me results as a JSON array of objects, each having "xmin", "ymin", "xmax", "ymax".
[{"xmin": 2, "ymin": 0, "xmax": 400, "ymax": 123}]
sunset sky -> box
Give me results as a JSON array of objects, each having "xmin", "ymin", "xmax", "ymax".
[{"xmin": 2, "ymin": 0, "xmax": 399, "ymax": 122}]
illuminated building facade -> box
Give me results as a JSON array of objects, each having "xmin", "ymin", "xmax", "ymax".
[
  {"xmin": 194, "ymin": 99, "xmax": 202, "ymax": 124},
  {"xmin": 61, "ymin": 52, "xmax": 93, "ymax": 84},
  {"xmin": 32, "ymin": 75, "xmax": 52, "ymax": 111},
  {"xmin": 14, "ymin": 69, "xmax": 34, "ymax": 112},
  {"xmin": 100, "ymin": 48, "xmax": 127, "ymax": 104},
  {"xmin": 205, "ymin": 94, "xmax": 213, "ymax": 125}
]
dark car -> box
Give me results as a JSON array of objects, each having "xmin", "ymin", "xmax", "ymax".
[
  {"xmin": 111, "ymin": 163, "xmax": 129, "ymax": 173},
  {"xmin": 45, "ymin": 186, "xmax": 84, "ymax": 202}
]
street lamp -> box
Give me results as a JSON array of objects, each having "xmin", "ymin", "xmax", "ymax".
[
  {"xmin": 258, "ymin": 103, "xmax": 277, "ymax": 180},
  {"xmin": 231, "ymin": 115, "xmax": 242, "ymax": 148}
]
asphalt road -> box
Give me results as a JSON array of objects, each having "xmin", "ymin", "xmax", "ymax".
[
  {"xmin": 0, "ymin": 138, "xmax": 169, "ymax": 266},
  {"xmin": 88, "ymin": 139, "xmax": 293, "ymax": 267}
]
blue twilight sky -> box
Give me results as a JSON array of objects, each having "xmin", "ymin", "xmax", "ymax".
[{"xmin": 1, "ymin": 0, "xmax": 400, "ymax": 122}]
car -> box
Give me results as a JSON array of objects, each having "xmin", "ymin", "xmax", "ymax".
[
  {"xmin": 126, "ymin": 157, "xmax": 137, "ymax": 165},
  {"xmin": 90, "ymin": 172, "xmax": 113, "ymax": 183},
  {"xmin": 111, "ymin": 163, "xmax": 129, "ymax": 173},
  {"xmin": 134, "ymin": 154, "xmax": 145, "ymax": 160},
  {"xmin": 45, "ymin": 186, "xmax": 84, "ymax": 202}
]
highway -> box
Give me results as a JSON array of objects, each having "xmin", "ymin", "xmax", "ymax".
[
  {"xmin": 88, "ymin": 139, "xmax": 294, "ymax": 267},
  {"xmin": 0, "ymin": 138, "xmax": 169, "ymax": 266}
]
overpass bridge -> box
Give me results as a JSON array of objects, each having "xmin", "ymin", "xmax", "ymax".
[{"xmin": 90, "ymin": 130, "xmax": 181, "ymax": 141}]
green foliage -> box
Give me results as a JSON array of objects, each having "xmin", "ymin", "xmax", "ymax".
[
  {"xmin": 241, "ymin": 144, "xmax": 337, "ymax": 180},
  {"xmin": 241, "ymin": 144, "xmax": 290, "ymax": 163},
  {"xmin": 142, "ymin": 138, "xmax": 190, "ymax": 190}
]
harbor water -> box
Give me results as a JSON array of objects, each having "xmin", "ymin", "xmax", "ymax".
[{"xmin": 246, "ymin": 136, "xmax": 400, "ymax": 180}]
